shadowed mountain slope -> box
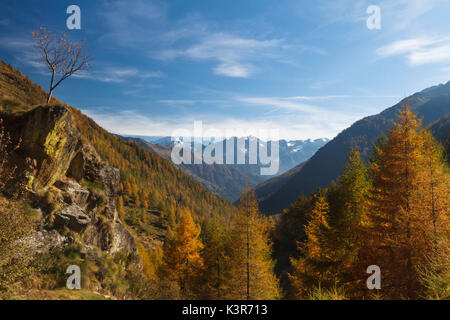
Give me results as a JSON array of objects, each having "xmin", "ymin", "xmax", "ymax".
[{"xmin": 259, "ymin": 83, "xmax": 450, "ymax": 214}]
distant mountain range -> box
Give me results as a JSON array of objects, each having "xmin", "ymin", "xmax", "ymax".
[
  {"xmin": 136, "ymin": 136, "xmax": 328, "ymax": 174},
  {"xmin": 123, "ymin": 136, "xmax": 328, "ymax": 202},
  {"xmin": 256, "ymin": 82, "xmax": 450, "ymax": 215}
]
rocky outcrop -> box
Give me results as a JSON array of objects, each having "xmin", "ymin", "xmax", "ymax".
[
  {"xmin": 54, "ymin": 179, "xmax": 90, "ymax": 207},
  {"xmin": 54, "ymin": 204, "xmax": 91, "ymax": 233},
  {"xmin": 2, "ymin": 106, "xmax": 81, "ymax": 189},
  {"xmin": 1, "ymin": 105, "xmax": 136, "ymax": 254},
  {"xmin": 25, "ymin": 230, "xmax": 69, "ymax": 254}
]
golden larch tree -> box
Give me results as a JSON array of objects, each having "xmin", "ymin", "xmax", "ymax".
[
  {"xmin": 229, "ymin": 187, "xmax": 280, "ymax": 300},
  {"xmin": 201, "ymin": 215, "xmax": 233, "ymax": 299},
  {"xmin": 289, "ymin": 193, "xmax": 333, "ymax": 298},
  {"xmin": 363, "ymin": 105, "xmax": 443, "ymax": 299},
  {"xmin": 416, "ymin": 130, "xmax": 449, "ymax": 244},
  {"xmin": 161, "ymin": 207, "xmax": 204, "ymax": 297}
]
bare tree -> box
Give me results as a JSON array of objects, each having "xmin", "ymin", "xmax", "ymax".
[{"xmin": 32, "ymin": 26, "xmax": 90, "ymax": 104}]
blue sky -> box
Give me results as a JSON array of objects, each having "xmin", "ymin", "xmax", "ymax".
[{"xmin": 1, "ymin": 0, "xmax": 450, "ymax": 139}]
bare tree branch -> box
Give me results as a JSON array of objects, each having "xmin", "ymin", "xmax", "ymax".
[{"xmin": 32, "ymin": 26, "xmax": 91, "ymax": 104}]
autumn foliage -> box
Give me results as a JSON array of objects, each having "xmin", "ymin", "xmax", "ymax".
[{"xmin": 286, "ymin": 105, "xmax": 449, "ymax": 300}]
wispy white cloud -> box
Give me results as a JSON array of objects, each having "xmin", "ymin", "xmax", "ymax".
[
  {"xmin": 238, "ymin": 97, "xmax": 318, "ymax": 113},
  {"xmin": 81, "ymin": 107, "xmax": 352, "ymax": 140},
  {"xmin": 94, "ymin": 68, "xmax": 162, "ymax": 83},
  {"xmin": 156, "ymin": 33, "xmax": 283, "ymax": 78},
  {"xmin": 13, "ymin": 50, "xmax": 49, "ymax": 75},
  {"xmin": 157, "ymin": 99, "xmax": 228, "ymax": 106},
  {"xmin": 0, "ymin": 37, "xmax": 32, "ymax": 49},
  {"xmin": 213, "ymin": 62, "xmax": 252, "ymax": 78},
  {"xmin": 62, "ymin": 67, "xmax": 163, "ymax": 83},
  {"xmin": 100, "ymin": 1, "xmax": 306, "ymax": 78},
  {"xmin": 377, "ymin": 36, "xmax": 450, "ymax": 66},
  {"xmin": 238, "ymin": 95, "xmax": 399, "ymax": 112},
  {"xmin": 282, "ymin": 95, "xmax": 400, "ymax": 100},
  {"xmin": 316, "ymin": 0, "xmax": 440, "ymax": 32},
  {"xmin": 380, "ymin": 0, "xmax": 440, "ymax": 31},
  {"xmin": 377, "ymin": 38, "xmax": 437, "ymax": 57},
  {"xmin": 81, "ymin": 89, "xmax": 400, "ymax": 140},
  {"xmin": 408, "ymin": 44, "xmax": 450, "ymax": 66},
  {"xmin": 158, "ymin": 99, "xmax": 196, "ymax": 105}
]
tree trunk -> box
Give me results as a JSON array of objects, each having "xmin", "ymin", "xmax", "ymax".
[
  {"xmin": 46, "ymin": 90, "xmax": 53, "ymax": 104},
  {"xmin": 46, "ymin": 70, "xmax": 55, "ymax": 104}
]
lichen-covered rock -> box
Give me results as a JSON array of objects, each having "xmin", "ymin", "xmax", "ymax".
[
  {"xmin": 2, "ymin": 105, "xmax": 136, "ymax": 254},
  {"xmin": 2, "ymin": 105, "xmax": 81, "ymax": 189}
]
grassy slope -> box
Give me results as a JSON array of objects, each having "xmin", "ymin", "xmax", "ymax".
[{"xmin": 0, "ymin": 60, "xmax": 60, "ymax": 111}]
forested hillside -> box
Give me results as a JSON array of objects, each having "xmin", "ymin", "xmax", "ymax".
[
  {"xmin": 259, "ymin": 84, "xmax": 450, "ymax": 214},
  {"xmin": 273, "ymin": 106, "xmax": 449, "ymax": 299}
]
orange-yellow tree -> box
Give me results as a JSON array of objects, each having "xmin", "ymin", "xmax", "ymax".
[
  {"xmin": 363, "ymin": 105, "xmax": 448, "ymax": 299},
  {"xmin": 289, "ymin": 193, "xmax": 333, "ymax": 298},
  {"xmin": 201, "ymin": 215, "xmax": 233, "ymax": 299},
  {"xmin": 326, "ymin": 149, "xmax": 371, "ymax": 295},
  {"xmin": 161, "ymin": 207, "xmax": 204, "ymax": 297},
  {"xmin": 229, "ymin": 187, "xmax": 279, "ymax": 299},
  {"xmin": 290, "ymin": 150, "xmax": 372, "ymax": 299},
  {"xmin": 417, "ymin": 130, "xmax": 449, "ymax": 245},
  {"xmin": 415, "ymin": 130, "xmax": 449, "ymax": 299}
]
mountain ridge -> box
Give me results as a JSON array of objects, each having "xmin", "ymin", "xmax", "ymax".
[{"xmin": 258, "ymin": 83, "xmax": 450, "ymax": 214}]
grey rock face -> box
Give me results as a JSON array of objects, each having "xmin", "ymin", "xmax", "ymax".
[
  {"xmin": 25, "ymin": 230, "xmax": 69, "ymax": 254},
  {"xmin": 54, "ymin": 179, "xmax": 90, "ymax": 207},
  {"xmin": 54, "ymin": 204, "xmax": 91, "ymax": 233},
  {"xmin": 111, "ymin": 222, "xmax": 136, "ymax": 253}
]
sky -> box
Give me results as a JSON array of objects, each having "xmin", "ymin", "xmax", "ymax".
[{"xmin": 1, "ymin": 0, "xmax": 450, "ymax": 139}]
